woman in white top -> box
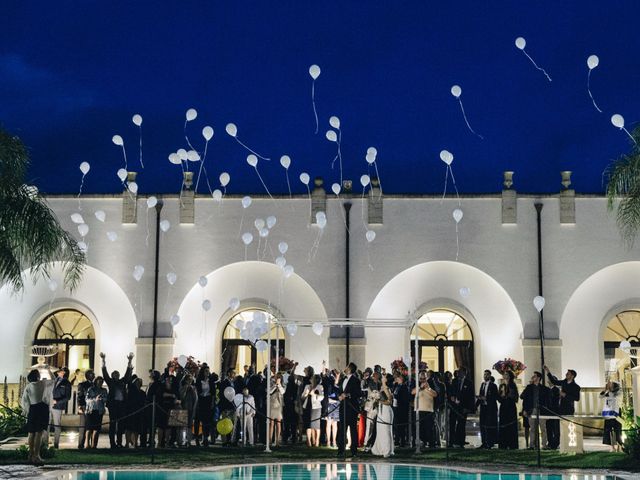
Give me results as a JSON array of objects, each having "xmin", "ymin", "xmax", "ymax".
[
  {"xmin": 601, "ymin": 381, "xmax": 623, "ymax": 451},
  {"xmin": 21, "ymin": 369, "xmax": 53, "ymax": 465},
  {"xmin": 301, "ymin": 374, "xmax": 324, "ymax": 446},
  {"xmin": 269, "ymin": 373, "xmax": 285, "ymax": 447},
  {"xmin": 372, "ymin": 373, "xmax": 395, "ymax": 458}
]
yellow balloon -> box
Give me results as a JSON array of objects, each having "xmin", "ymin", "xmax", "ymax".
[{"xmin": 217, "ymin": 418, "xmax": 233, "ymax": 436}]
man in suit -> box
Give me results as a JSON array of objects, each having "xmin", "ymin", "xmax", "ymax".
[
  {"xmin": 476, "ymin": 369, "xmax": 498, "ymax": 449},
  {"xmin": 544, "ymin": 365, "xmax": 580, "ymax": 449},
  {"xmin": 51, "ymin": 367, "xmax": 72, "ymax": 448},
  {"xmin": 337, "ymin": 362, "xmax": 362, "ymax": 457},
  {"xmin": 448, "ymin": 366, "xmax": 474, "ymax": 448},
  {"xmin": 520, "ymin": 371, "xmax": 550, "ymax": 449},
  {"xmin": 101, "ymin": 352, "xmax": 134, "ymax": 449}
]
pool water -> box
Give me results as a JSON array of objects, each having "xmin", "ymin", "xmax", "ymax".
[{"xmin": 67, "ymin": 464, "xmax": 621, "ymax": 480}]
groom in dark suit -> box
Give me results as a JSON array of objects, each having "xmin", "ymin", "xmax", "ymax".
[
  {"xmin": 337, "ymin": 362, "xmax": 362, "ymax": 457},
  {"xmin": 448, "ymin": 366, "xmax": 475, "ymax": 448}
]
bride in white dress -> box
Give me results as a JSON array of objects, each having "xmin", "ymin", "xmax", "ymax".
[{"xmin": 371, "ymin": 374, "xmax": 395, "ymax": 458}]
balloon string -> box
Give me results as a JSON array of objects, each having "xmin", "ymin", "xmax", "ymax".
[
  {"xmin": 361, "ymin": 186, "xmax": 368, "ymax": 229},
  {"xmin": 121, "ymin": 145, "xmax": 128, "ymax": 171},
  {"xmin": 457, "ymin": 99, "xmax": 484, "ymax": 140},
  {"xmin": 622, "ymin": 127, "xmax": 638, "ymax": 145},
  {"xmin": 373, "ymin": 161, "xmax": 383, "ymax": 200},
  {"xmin": 257, "ymin": 237, "xmax": 261, "ymax": 261},
  {"xmin": 244, "ymin": 244, "xmax": 248, "ymax": 262},
  {"xmin": 308, "ymin": 229, "xmax": 323, "ymax": 263},
  {"xmin": 145, "ymin": 207, "xmax": 150, "ymax": 247},
  {"xmin": 138, "ymin": 126, "xmax": 144, "ymax": 168},
  {"xmin": 238, "ymin": 210, "xmax": 245, "ymax": 237},
  {"xmin": 587, "ymin": 70, "xmax": 603, "ymax": 113},
  {"xmin": 184, "ymin": 120, "xmax": 197, "ymax": 152},
  {"xmin": 367, "ymin": 245, "xmax": 374, "ymax": 272},
  {"xmin": 235, "ymin": 137, "xmax": 270, "ymax": 161},
  {"xmin": 441, "ymin": 166, "xmax": 449, "ymax": 202},
  {"xmin": 253, "ymin": 166, "xmax": 275, "ymax": 201},
  {"xmin": 312, "ymin": 80, "xmax": 319, "ymax": 135},
  {"xmin": 449, "ymin": 166, "xmax": 461, "ymax": 206},
  {"xmin": 455, "ymin": 221, "xmax": 460, "ymax": 262},
  {"xmin": 306, "ymin": 184, "xmax": 312, "ymax": 224},
  {"xmin": 335, "ymin": 194, "xmax": 351, "ymax": 235},
  {"xmin": 77, "ymin": 174, "xmax": 85, "ymax": 211},
  {"xmin": 523, "ymin": 50, "xmax": 552, "ymax": 82},
  {"xmin": 195, "ymin": 140, "xmax": 209, "ymax": 192},
  {"xmin": 338, "ymin": 131, "xmax": 344, "ymax": 186}
]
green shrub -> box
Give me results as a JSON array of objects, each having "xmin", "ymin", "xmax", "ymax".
[
  {"xmin": 16, "ymin": 444, "xmax": 55, "ymax": 459},
  {"xmin": 0, "ymin": 404, "xmax": 26, "ymax": 440}
]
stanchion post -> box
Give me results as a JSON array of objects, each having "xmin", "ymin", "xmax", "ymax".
[
  {"xmin": 265, "ymin": 316, "xmax": 272, "ymax": 452},
  {"xmin": 151, "ymin": 401, "xmax": 156, "ymax": 464},
  {"xmin": 445, "ymin": 400, "xmax": 449, "ymax": 462},
  {"xmin": 414, "ymin": 323, "xmax": 420, "ymax": 454},
  {"xmin": 242, "ymin": 395, "xmax": 246, "ymax": 448},
  {"xmin": 536, "ymin": 394, "xmax": 541, "ymax": 468}
]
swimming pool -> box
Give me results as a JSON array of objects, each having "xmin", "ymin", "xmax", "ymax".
[{"xmin": 55, "ymin": 464, "xmax": 623, "ymax": 480}]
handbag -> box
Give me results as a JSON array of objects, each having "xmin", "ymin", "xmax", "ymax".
[{"xmin": 167, "ymin": 408, "xmax": 189, "ymax": 427}]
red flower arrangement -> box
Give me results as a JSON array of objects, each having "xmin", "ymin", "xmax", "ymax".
[
  {"xmin": 492, "ymin": 358, "xmax": 527, "ymax": 377},
  {"xmin": 270, "ymin": 356, "xmax": 295, "ymax": 372},
  {"xmin": 167, "ymin": 355, "xmax": 201, "ymax": 376}
]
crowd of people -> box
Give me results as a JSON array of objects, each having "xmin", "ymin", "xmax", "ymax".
[{"xmin": 21, "ymin": 351, "xmax": 625, "ymax": 465}]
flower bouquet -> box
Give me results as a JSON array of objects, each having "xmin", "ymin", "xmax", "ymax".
[
  {"xmin": 271, "ymin": 356, "xmax": 295, "ymax": 373},
  {"xmin": 168, "ymin": 355, "xmax": 201, "ymax": 376},
  {"xmin": 492, "ymin": 358, "xmax": 526, "ymax": 377}
]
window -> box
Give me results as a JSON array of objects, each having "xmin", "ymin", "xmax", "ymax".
[
  {"xmin": 221, "ymin": 309, "xmax": 285, "ymax": 376},
  {"xmin": 34, "ymin": 309, "xmax": 95, "ymax": 372},
  {"xmin": 603, "ymin": 310, "xmax": 640, "ymax": 372},
  {"xmin": 410, "ymin": 309, "xmax": 474, "ymax": 378}
]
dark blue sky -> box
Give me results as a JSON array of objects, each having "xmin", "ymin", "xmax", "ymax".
[{"xmin": 2, "ymin": 1, "xmax": 639, "ymax": 195}]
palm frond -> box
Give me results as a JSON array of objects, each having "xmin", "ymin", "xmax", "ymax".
[{"xmin": 0, "ymin": 129, "xmax": 28, "ymax": 190}]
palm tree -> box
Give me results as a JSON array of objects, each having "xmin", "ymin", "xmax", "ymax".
[
  {"xmin": 0, "ymin": 128, "xmax": 85, "ymax": 292},
  {"xmin": 606, "ymin": 126, "xmax": 640, "ymax": 247}
]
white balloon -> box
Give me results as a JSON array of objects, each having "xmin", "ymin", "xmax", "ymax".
[
  {"xmin": 619, "ymin": 340, "xmax": 632, "ymax": 353},
  {"xmin": 317, "ymin": 216, "xmax": 327, "ymax": 229},
  {"xmin": 202, "ymin": 299, "xmax": 212, "ymax": 311},
  {"xmin": 611, "ymin": 114, "xmax": 625, "ymax": 128},
  {"xmin": 312, "ymin": 322, "xmax": 324, "ymax": 336},
  {"xmin": 365, "ymin": 153, "xmax": 376, "ymax": 165},
  {"xmin": 329, "ymin": 116, "xmax": 340, "ymax": 129},
  {"xmin": 242, "ymin": 232, "xmax": 254, "ymax": 245},
  {"xmin": 219, "ymin": 172, "xmax": 230, "ymax": 186},
  {"xmin": 147, "ymin": 196, "xmax": 157, "ymax": 208},
  {"xmin": 77, "ymin": 241, "xmax": 88, "ymax": 253},
  {"xmin": 71, "ymin": 213, "xmax": 84, "ymax": 224},
  {"xmin": 79, "ymin": 162, "xmax": 91, "ymax": 175},
  {"xmin": 225, "ymin": 123, "xmax": 238, "ymax": 137},
  {"xmin": 132, "ymin": 114, "xmax": 143, "ymax": 126},
  {"xmin": 186, "ymin": 108, "xmax": 198, "ymax": 121},
  {"xmin": 177, "ymin": 149, "xmax": 188, "ymax": 160},
  {"xmin": 278, "ymin": 241, "xmax": 288, "ymax": 254},
  {"xmin": 459, "ymin": 286, "xmax": 471, "ymax": 298},
  {"xmin": 242, "ymin": 196, "xmax": 252, "ymax": 209},
  {"xmin": 128, "ymin": 182, "xmax": 138, "ymax": 194},
  {"xmin": 266, "ymin": 216, "xmax": 277, "ymax": 229},
  {"xmin": 78, "ymin": 223, "xmax": 89, "ymax": 237},
  {"xmin": 450, "ymin": 85, "xmax": 462, "ymax": 98},
  {"xmin": 325, "ymin": 130, "xmax": 337, "ymax": 142},
  {"xmin": 440, "ymin": 150, "xmax": 453, "ymax": 165},
  {"xmin": 202, "ymin": 126, "xmax": 214, "ymax": 141},
  {"xmin": 365, "ymin": 230, "xmax": 376, "ymax": 242},
  {"xmin": 112, "ymin": 135, "xmax": 124, "ymax": 146},
  {"xmin": 280, "ymin": 155, "xmax": 291, "ymax": 169},
  {"xmin": 168, "ymin": 153, "xmax": 181, "ymax": 165},
  {"xmin": 117, "ymin": 168, "xmax": 128, "ymax": 181},
  {"xmin": 259, "ymin": 227, "xmax": 269, "ymax": 238},
  {"xmin": 309, "ymin": 64, "xmax": 321, "ymax": 80},
  {"xmin": 170, "ymin": 314, "xmax": 180, "ymax": 327},
  {"xmin": 224, "ymin": 386, "xmax": 235, "ymax": 402},
  {"xmin": 187, "ymin": 150, "xmax": 201, "ymax": 162},
  {"xmin": 178, "ymin": 354, "xmax": 188, "ymax": 367},
  {"xmin": 587, "ymin": 55, "xmax": 599, "ymax": 70},
  {"xmin": 286, "ymin": 323, "xmax": 298, "ymax": 336},
  {"xmin": 212, "ymin": 189, "xmax": 222, "ymax": 201},
  {"xmin": 300, "ymin": 173, "xmax": 310, "ymax": 185},
  {"xmin": 247, "ymin": 154, "xmax": 258, "ymax": 167},
  {"xmin": 94, "ymin": 210, "xmax": 106, "ymax": 222},
  {"xmin": 166, "ymin": 272, "xmax": 177, "ymax": 285},
  {"xmin": 199, "ymin": 276, "xmax": 208, "ymax": 287},
  {"xmin": 106, "ymin": 231, "xmax": 118, "ymax": 242},
  {"xmin": 133, "ymin": 265, "xmax": 145, "ymax": 282},
  {"xmin": 331, "ymin": 183, "xmax": 341, "ymax": 195},
  {"xmin": 533, "ymin": 295, "xmax": 546, "ymax": 312},
  {"xmin": 229, "ymin": 297, "xmax": 240, "ymax": 311},
  {"xmin": 47, "ymin": 279, "xmax": 58, "ymax": 292},
  {"xmin": 367, "ymin": 147, "xmax": 378, "ymax": 157},
  {"xmin": 360, "ymin": 175, "xmax": 370, "ymax": 187},
  {"xmin": 253, "ymin": 311, "xmax": 266, "ymax": 324},
  {"xmin": 160, "ymin": 219, "xmax": 171, "ymax": 232},
  {"xmin": 515, "ymin": 37, "xmax": 526, "ymax": 50},
  {"xmin": 254, "ymin": 218, "xmax": 266, "ymax": 230},
  {"xmin": 453, "ymin": 208, "xmax": 463, "ymax": 223},
  {"xmin": 275, "ymin": 256, "xmax": 286, "ymax": 268},
  {"xmin": 283, "ymin": 265, "xmax": 294, "ymax": 278},
  {"xmin": 255, "ymin": 340, "xmax": 268, "ymax": 352}
]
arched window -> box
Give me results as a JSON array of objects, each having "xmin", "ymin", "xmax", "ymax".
[
  {"xmin": 221, "ymin": 309, "xmax": 285, "ymax": 376},
  {"xmin": 603, "ymin": 310, "xmax": 640, "ymax": 372},
  {"xmin": 34, "ymin": 309, "xmax": 95, "ymax": 372},
  {"xmin": 410, "ymin": 309, "xmax": 474, "ymax": 378}
]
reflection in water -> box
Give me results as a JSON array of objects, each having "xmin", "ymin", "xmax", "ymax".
[{"xmin": 69, "ymin": 466, "xmax": 618, "ymax": 480}]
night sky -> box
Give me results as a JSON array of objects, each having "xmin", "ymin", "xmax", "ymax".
[{"xmin": 2, "ymin": 1, "xmax": 640, "ymax": 195}]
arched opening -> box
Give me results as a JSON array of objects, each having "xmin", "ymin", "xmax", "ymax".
[
  {"xmin": 220, "ymin": 309, "xmax": 285, "ymax": 375},
  {"xmin": 33, "ymin": 308, "xmax": 96, "ymax": 372},
  {"xmin": 603, "ymin": 310, "xmax": 640, "ymax": 373},
  {"xmin": 410, "ymin": 309, "xmax": 474, "ymax": 378}
]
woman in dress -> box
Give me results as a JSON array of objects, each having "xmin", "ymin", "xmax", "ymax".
[
  {"xmin": 301, "ymin": 374, "xmax": 324, "ymax": 446},
  {"xmin": 497, "ymin": 370, "xmax": 519, "ymax": 449},
  {"xmin": 86, "ymin": 376, "xmax": 108, "ymax": 449},
  {"xmin": 325, "ymin": 370, "xmax": 341, "ymax": 449},
  {"xmin": 21, "ymin": 369, "xmax": 53, "ymax": 465},
  {"xmin": 194, "ymin": 365, "xmax": 217, "ymax": 446},
  {"xmin": 269, "ymin": 372, "xmax": 285, "ymax": 447},
  {"xmin": 180, "ymin": 374, "xmax": 198, "ymax": 446},
  {"xmin": 601, "ymin": 381, "xmax": 623, "ymax": 451},
  {"xmin": 372, "ymin": 373, "xmax": 395, "ymax": 458},
  {"xmin": 124, "ymin": 377, "xmax": 146, "ymax": 448}
]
